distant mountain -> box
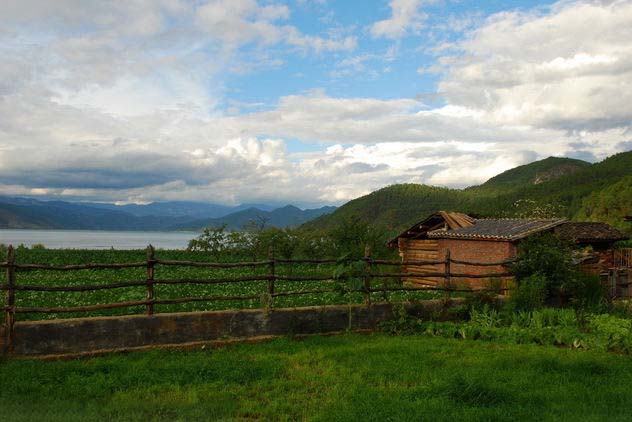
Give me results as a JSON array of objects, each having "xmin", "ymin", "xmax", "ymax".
[
  {"xmin": 302, "ymin": 151, "xmax": 632, "ymax": 235},
  {"xmin": 172, "ymin": 205, "xmax": 337, "ymax": 230},
  {"xmin": 81, "ymin": 201, "xmax": 276, "ymax": 219},
  {"xmin": 2, "ymin": 150, "xmax": 630, "ymax": 233},
  {"xmin": 0, "ymin": 197, "xmax": 333, "ymax": 231},
  {"xmin": 0, "ymin": 198, "xmax": 194, "ymax": 230}
]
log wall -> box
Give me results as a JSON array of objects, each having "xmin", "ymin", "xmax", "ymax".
[{"xmin": 398, "ymin": 238, "xmax": 442, "ymax": 285}]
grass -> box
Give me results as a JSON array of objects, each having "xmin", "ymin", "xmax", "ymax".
[
  {"xmin": 1, "ymin": 248, "xmax": 441, "ymax": 321},
  {"xmin": 2, "ymin": 334, "xmax": 632, "ymax": 421}
]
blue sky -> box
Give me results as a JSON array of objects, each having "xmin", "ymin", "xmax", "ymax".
[{"xmin": 0, "ymin": 0, "xmax": 631, "ymax": 206}]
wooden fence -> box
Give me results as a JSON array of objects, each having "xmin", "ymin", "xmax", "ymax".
[
  {"xmin": 615, "ymin": 248, "xmax": 632, "ymax": 268},
  {"xmin": 1, "ymin": 244, "xmax": 514, "ymax": 348}
]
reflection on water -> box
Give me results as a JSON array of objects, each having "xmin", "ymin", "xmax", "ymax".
[{"xmin": 0, "ymin": 229, "xmax": 198, "ymax": 250}]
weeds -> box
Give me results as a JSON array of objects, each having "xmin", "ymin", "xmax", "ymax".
[{"xmin": 381, "ymin": 304, "xmax": 632, "ymax": 354}]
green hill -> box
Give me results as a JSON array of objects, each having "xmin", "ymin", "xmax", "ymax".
[
  {"xmin": 302, "ymin": 151, "xmax": 632, "ymax": 235},
  {"xmin": 469, "ymin": 157, "xmax": 590, "ymax": 195},
  {"xmin": 576, "ymin": 175, "xmax": 632, "ymax": 231},
  {"xmin": 470, "ymin": 151, "xmax": 632, "ymax": 218},
  {"xmin": 302, "ymin": 184, "xmax": 463, "ymax": 233}
]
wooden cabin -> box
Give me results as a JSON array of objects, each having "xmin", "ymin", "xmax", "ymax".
[
  {"xmin": 554, "ymin": 222, "xmax": 629, "ymax": 274},
  {"xmin": 387, "ymin": 212, "xmax": 475, "ymax": 285},
  {"xmin": 389, "ymin": 212, "xmax": 629, "ymax": 289}
]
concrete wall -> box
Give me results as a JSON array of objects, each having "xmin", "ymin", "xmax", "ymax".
[{"xmin": 2, "ymin": 300, "xmax": 462, "ymax": 358}]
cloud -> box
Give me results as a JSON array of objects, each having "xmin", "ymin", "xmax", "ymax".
[
  {"xmin": 195, "ymin": 0, "xmax": 355, "ymax": 53},
  {"xmin": 370, "ymin": 0, "xmax": 428, "ymax": 39},
  {"xmin": 1, "ymin": 0, "xmax": 632, "ymax": 207},
  {"xmin": 436, "ymin": 0, "xmax": 632, "ymax": 132}
]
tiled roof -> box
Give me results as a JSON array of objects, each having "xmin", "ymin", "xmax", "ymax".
[
  {"xmin": 554, "ymin": 222, "xmax": 629, "ymax": 243},
  {"xmin": 427, "ymin": 218, "xmax": 567, "ymax": 241}
]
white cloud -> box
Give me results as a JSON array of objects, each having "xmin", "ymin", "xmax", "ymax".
[
  {"xmin": 195, "ymin": 0, "xmax": 355, "ymax": 53},
  {"xmin": 1, "ymin": 0, "xmax": 632, "ymax": 206},
  {"xmin": 437, "ymin": 0, "xmax": 632, "ymax": 131},
  {"xmin": 370, "ymin": 0, "xmax": 428, "ymax": 39}
]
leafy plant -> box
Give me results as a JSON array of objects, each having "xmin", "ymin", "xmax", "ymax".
[{"xmin": 508, "ymin": 273, "xmax": 548, "ymax": 312}]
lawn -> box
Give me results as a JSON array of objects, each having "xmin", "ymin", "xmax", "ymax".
[{"xmin": 2, "ymin": 334, "xmax": 632, "ymax": 421}]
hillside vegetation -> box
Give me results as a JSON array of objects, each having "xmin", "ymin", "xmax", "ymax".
[{"xmin": 302, "ymin": 151, "xmax": 632, "ymax": 235}]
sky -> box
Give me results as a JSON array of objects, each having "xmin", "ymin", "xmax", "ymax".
[{"xmin": 1, "ymin": 0, "xmax": 631, "ymax": 207}]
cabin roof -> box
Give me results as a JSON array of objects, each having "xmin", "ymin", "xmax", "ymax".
[
  {"xmin": 387, "ymin": 211, "xmax": 475, "ymax": 247},
  {"xmin": 427, "ymin": 218, "xmax": 567, "ymax": 241},
  {"xmin": 554, "ymin": 222, "xmax": 628, "ymax": 243}
]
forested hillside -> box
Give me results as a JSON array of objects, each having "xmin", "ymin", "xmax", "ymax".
[{"xmin": 302, "ymin": 151, "xmax": 632, "ymax": 235}]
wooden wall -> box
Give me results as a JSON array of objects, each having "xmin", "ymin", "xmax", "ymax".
[{"xmin": 398, "ymin": 238, "xmax": 442, "ymax": 285}]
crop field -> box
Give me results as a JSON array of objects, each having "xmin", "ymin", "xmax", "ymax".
[
  {"xmin": 3, "ymin": 334, "xmax": 632, "ymax": 421},
  {"xmin": 0, "ymin": 248, "xmax": 442, "ymax": 321}
]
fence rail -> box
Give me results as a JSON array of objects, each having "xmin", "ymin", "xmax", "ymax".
[
  {"xmin": 1, "ymin": 244, "xmax": 516, "ymax": 350},
  {"xmin": 615, "ymin": 248, "xmax": 632, "ymax": 268}
]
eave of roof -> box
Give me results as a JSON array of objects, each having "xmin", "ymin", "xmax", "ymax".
[
  {"xmin": 427, "ymin": 218, "xmax": 567, "ymax": 241},
  {"xmin": 554, "ymin": 222, "xmax": 629, "ymax": 243},
  {"xmin": 387, "ymin": 211, "xmax": 475, "ymax": 247}
]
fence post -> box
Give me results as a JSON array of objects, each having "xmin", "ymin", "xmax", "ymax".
[
  {"xmin": 146, "ymin": 245, "xmax": 155, "ymax": 315},
  {"xmin": 267, "ymin": 245, "xmax": 275, "ymax": 306},
  {"xmin": 444, "ymin": 249, "xmax": 451, "ymax": 301},
  {"xmin": 4, "ymin": 245, "xmax": 16, "ymax": 352},
  {"xmin": 363, "ymin": 245, "xmax": 372, "ymax": 307}
]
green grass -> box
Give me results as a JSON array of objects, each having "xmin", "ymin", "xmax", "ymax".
[
  {"xmin": 2, "ymin": 334, "xmax": 632, "ymax": 421},
  {"xmin": 1, "ymin": 248, "xmax": 441, "ymax": 321}
]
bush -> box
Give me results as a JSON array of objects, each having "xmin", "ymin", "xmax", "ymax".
[
  {"xmin": 187, "ymin": 225, "xmax": 230, "ymax": 256},
  {"xmin": 563, "ymin": 273, "xmax": 604, "ymax": 311},
  {"xmin": 509, "ymin": 273, "xmax": 548, "ymax": 312},
  {"xmin": 328, "ymin": 216, "xmax": 391, "ymax": 259},
  {"xmin": 512, "ymin": 233, "xmax": 574, "ymax": 295},
  {"xmin": 511, "ymin": 233, "xmax": 606, "ymax": 311}
]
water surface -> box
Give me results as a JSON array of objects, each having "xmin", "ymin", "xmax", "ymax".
[{"xmin": 0, "ymin": 229, "xmax": 197, "ymax": 250}]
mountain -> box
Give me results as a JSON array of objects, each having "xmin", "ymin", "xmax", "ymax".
[
  {"xmin": 0, "ymin": 198, "xmax": 194, "ymax": 230},
  {"xmin": 576, "ymin": 175, "xmax": 632, "ymax": 231},
  {"xmin": 172, "ymin": 205, "xmax": 337, "ymax": 230},
  {"xmin": 302, "ymin": 151, "xmax": 632, "ymax": 235},
  {"xmin": 301, "ymin": 184, "xmax": 464, "ymax": 233},
  {"xmin": 0, "ymin": 197, "xmax": 333, "ymax": 231},
  {"xmin": 469, "ymin": 157, "xmax": 590, "ymax": 195},
  {"xmin": 2, "ymin": 151, "xmax": 630, "ymax": 233},
  {"xmin": 468, "ymin": 151, "xmax": 632, "ymax": 218},
  {"xmin": 82, "ymin": 201, "xmax": 277, "ymax": 218}
]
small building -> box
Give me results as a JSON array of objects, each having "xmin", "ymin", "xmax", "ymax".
[{"xmin": 389, "ymin": 212, "xmax": 629, "ymax": 288}]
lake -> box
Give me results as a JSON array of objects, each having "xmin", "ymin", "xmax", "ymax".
[{"xmin": 0, "ymin": 229, "xmax": 199, "ymax": 250}]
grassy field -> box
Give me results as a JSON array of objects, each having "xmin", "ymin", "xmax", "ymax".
[
  {"xmin": 2, "ymin": 334, "xmax": 632, "ymax": 421},
  {"xmin": 1, "ymin": 248, "xmax": 442, "ymax": 321}
]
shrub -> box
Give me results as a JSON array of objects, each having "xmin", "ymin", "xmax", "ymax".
[
  {"xmin": 508, "ymin": 273, "xmax": 548, "ymax": 312},
  {"xmin": 563, "ymin": 273, "xmax": 604, "ymax": 311},
  {"xmin": 187, "ymin": 225, "xmax": 229, "ymax": 256},
  {"xmin": 512, "ymin": 233, "xmax": 574, "ymax": 295},
  {"xmin": 587, "ymin": 314, "xmax": 632, "ymax": 353},
  {"xmin": 511, "ymin": 233, "xmax": 606, "ymax": 311}
]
